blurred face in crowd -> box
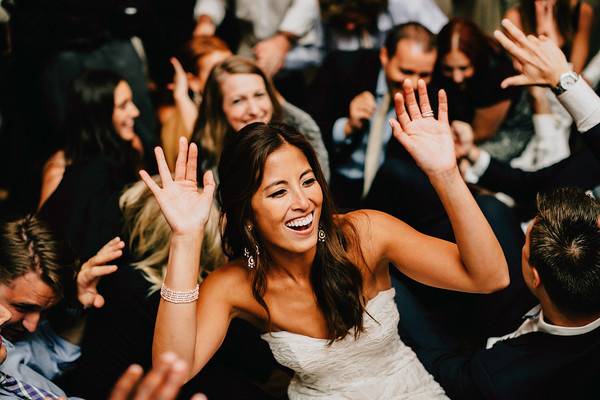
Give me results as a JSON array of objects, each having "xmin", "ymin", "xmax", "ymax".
[
  {"xmin": 190, "ymin": 50, "xmax": 233, "ymax": 96},
  {"xmin": 441, "ymin": 47, "xmax": 475, "ymax": 87},
  {"xmin": 0, "ymin": 303, "xmax": 11, "ymax": 363},
  {"xmin": 380, "ymin": 39, "xmax": 437, "ymax": 95},
  {"xmin": 0, "ymin": 272, "xmax": 57, "ymax": 342},
  {"xmin": 112, "ymin": 81, "xmax": 140, "ymax": 142},
  {"xmin": 221, "ymin": 73, "xmax": 273, "ymax": 131}
]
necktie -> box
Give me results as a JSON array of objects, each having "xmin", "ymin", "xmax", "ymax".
[
  {"xmin": 363, "ymin": 92, "xmax": 391, "ymax": 198},
  {"xmin": 0, "ymin": 370, "xmax": 62, "ymax": 400}
]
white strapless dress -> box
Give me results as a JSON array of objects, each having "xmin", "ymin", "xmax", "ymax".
[{"xmin": 261, "ymin": 288, "xmax": 448, "ymax": 399}]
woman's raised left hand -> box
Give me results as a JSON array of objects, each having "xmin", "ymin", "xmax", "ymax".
[
  {"xmin": 391, "ymin": 79, "xmax": 457, "ymax": 177},
  {"xmin": 140, "ymin": 137, "xmax": 215, "ymax": 237}
]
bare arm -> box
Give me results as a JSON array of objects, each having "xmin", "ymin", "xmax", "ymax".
[
  {"xmin": 569, "ymin": 2, "xmax": 593, "ymax": 73},
  {"xmin": 170, "ymin": 58, "xmax": 199, "ymax": 135},
  {"xmin": 38, "ymin": 150, "xmax": 66, "ymax": 209},
  {"xmin": 471, "ymin": 99, "xmax": 512, "ymax": 141},
  {"xmin": 140, "ymin": 138, "xmax": 222, "ymax": 380},
  {"xmin": 367, "ymin": 80, "xmax": 509, "ymax": 293}
]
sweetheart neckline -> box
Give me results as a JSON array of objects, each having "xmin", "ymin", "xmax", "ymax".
[{"xmin": 261, "ymin": 287, "xmax": 395, "ymax": 341}]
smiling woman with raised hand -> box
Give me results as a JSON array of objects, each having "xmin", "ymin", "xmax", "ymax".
[{"xmin": 141, "ymin": 79, "xmax": 508, "ymax": 399}]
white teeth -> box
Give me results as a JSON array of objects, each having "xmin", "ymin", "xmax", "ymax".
[{"xmin": 286, "ymin": 213, "xmax": 313, "ymax": 228}]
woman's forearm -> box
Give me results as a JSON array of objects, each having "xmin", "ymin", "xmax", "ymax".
[
  {"xmin": 174, "ymin": 94, "xmax": 199, "ymax": 135},
  {"xmin": 429, "ymin": 168, "xmax": 509, "ymax": 292},
  {"xmin": 153, "ymin": 233, "xmax": 203, "ymax": 372}
]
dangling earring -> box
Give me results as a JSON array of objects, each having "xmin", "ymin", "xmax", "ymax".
[
  {"xmin": 243, "ymin": 245, "xmax": 260, "ymax": 269},
  {"xmin": 318, "ymin": 225, "xmax": 326, "ymax": 243},
  {"xmin": 243, "ymin": 247, "xmax": 255, "ymax": 269}
]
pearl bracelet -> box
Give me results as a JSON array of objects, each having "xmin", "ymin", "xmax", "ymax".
[{"xmin": 160, "ymin": 283, "xmax": 199, "ymax": 303}]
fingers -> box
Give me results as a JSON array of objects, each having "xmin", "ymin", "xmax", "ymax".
[
  {"xmin": 202, "ymin": 170, "xmax": 216, "ymax": 197},
  {"xmin": 402, "ymin": 80, "xmax": 422, "ymax": 120},
  {"xmin": 174, "ymin": 137, "xmax": 189, "ymax": 181},
  {"xmin": 90, "ymin": 248, "xmax": 123, "ymax": 266},
  {"xmin": 78, "ymin": 264, "xmax": 118, "ymax": 287},
  {"xmin": 389, "ymin": 118, "xmax": 413, "ymax": 153},
  {"xmin": 139, "ymin": 170, "xmax": 162, "ymax": 197},
  {"xmin": 392, "ymin": 93, "xmax": 411, "ymax": 130},
  {"xmin": 132, "ymin": 353, "xmax": 187, "ymax": 400},
  {"xmin": 500, "ymin": 74, "xmax": 531, "ymax": 88},
  {"xmin": 109, "ymin": 364, "xmax": 144, "ymax": 400},
  {"xmin": 437, "ymin": 89, "xmax": 449, "ymax": 125},
  {"xmin": 89, "ymin": 264, "xmax": 119, "ymax": 278},
  {"xmin": 501, "ymin": 18, "xmax": 535, "ymax": 51},
  {"xmin": 170, "ymin": 57, "xmax": 185, "ymax": 75},
  {"xmin": 416, "ymin": 79, "xmax": 433, "ymax": 116},
  {"xmin": 186, "ymin": 142, "xmax": 198, "ymax": 183},
  {"xmin": 154, "ymin": 147, "xmax": 173, "ymax": 186},
  {"xmin": 93, "ymin": 294, "xmax": 106, "ymax": 308},
  {"xmin": 493, "ymin": 29, "xmax": 530, "ymax": 66}
]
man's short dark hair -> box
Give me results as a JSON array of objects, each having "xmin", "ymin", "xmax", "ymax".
[
  {"xmin": 384, "ymin": 22, "xmax": 436, "ymax": 58},
  {"xmin": 529, "ymin": 188, "xmax": 600, "ymax": 317},
  {"xmin": 0, "ymin": 215, "xmax": 76, "ymax": 300}
]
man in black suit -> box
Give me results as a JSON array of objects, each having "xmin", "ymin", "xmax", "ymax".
[
  {"xmin": 308, "ymin": 22, "xmax": 438, "ymax": 210},
  {"xmin": 393, "ymin": 20, "xmax": 600, "ymax": 399},
  {"xmin": 396, "ymin": 186, "xmax": 600, "ymax": 399}
]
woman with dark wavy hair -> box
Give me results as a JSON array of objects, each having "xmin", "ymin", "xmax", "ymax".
[{"xmin": 140, "ymin": 81, "xmax": 509, "ymax": 398}]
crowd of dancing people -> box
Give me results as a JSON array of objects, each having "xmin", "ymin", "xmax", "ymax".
[{"xmin": 0, "ymin": 0, "xmax": 599, "ymax": 399}]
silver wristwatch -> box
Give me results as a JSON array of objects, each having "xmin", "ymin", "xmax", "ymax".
[{"xmin": 551, "ymin": 71, "xmax": 579, "ymax": 95}]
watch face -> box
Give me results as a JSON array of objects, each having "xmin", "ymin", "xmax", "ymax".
[{"xmin": 561, "ymin": 73, "xmax": 578, "ymax": 88}]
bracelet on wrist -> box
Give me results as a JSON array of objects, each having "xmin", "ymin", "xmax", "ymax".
[{"xmin": 160, "ymin": 283, "xmax": 199, "ymax": 304}]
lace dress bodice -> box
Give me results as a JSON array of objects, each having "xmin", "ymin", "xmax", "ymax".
[{"xmin": 261, "ymin": 288, "xmax": 448, "ymax": 399}]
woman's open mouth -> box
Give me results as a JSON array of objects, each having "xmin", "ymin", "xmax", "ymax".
[{"xmin": 285, "ymin": 212, "xmax": 314, "ymax": 232}]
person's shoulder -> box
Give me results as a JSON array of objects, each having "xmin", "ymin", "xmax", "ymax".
[
  {"xmin": 337, "ymin": 209, "xmax": 397, "ymax": 241},
  {"xmin": 201, "ymin": 260, "xmax": 252, "ymax": 293}
]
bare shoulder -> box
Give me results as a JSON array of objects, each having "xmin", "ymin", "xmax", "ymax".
[
  {"xmin": 43, "ymin": 150, "xmax": 67, "ymax": 174},
  {"xmin": 202, "ymin": 260, "xmax": 251, "ymax": 292},
  {"xmin": 341, "ymin": 209, "xmax": 409, "ymax": 236},
  {"xmin": 200, "ymin": 260, "xmax": 254, "ymax": 304},
  {"xmin": 336, "ymin": 209, "xmax": 411, "ymax": 267}
]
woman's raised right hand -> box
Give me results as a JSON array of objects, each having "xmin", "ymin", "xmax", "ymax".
[{"xmin": 140, "ymin": 137, "xmax": 215, "ymax": 236}]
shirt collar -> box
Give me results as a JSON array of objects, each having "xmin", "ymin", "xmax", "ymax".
[{"xmin": 523, "ymin": 305, "xmax": 600, "ymax": 336}]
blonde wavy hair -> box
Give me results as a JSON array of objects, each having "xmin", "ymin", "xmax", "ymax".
[{"xmin": 119, "ymin": 176, "xmax": 225, "ymax": 294}]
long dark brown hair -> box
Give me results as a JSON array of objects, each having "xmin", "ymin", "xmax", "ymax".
[{"xmin": 217, "ymin": 122, "xmax": 365, "ymax": 342}]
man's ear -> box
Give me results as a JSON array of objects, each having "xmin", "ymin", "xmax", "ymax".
[
  {"xmin": 529, "ymin": 265, "xmax": 542, "ymax": 289},
  {"xmin": 379, "ymin": 47, "xmax": 389, "ymax": 68}
]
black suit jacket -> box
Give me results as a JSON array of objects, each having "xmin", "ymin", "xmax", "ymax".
[
  {"xmin": 394, "ymin": 274, "xmax": 600, "ymax": 400},
  {"xmin": 306, "ymin": 49, "xmax": 381, "ymax": 161},
  {"xmin": 478, "ymin": 122, "xmax": 600, "ymax": 209}
]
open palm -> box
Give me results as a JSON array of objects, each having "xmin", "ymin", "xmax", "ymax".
[
  {"xmin": 140, "ymin": 138, "xmax": 215, "ymax": 236},
  {"xmin": 391, "ymin": 79, "xmax": 456, "ymax": 176}
]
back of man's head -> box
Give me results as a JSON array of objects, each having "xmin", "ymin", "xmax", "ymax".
[
  {"xmin": 0, "ymin": 215, "xmax": 76, "ymax": 301},
  {"xmin": 529, "ymin": 188, "xmax": 600, "ymax": 317},
  {"xmin": 384, "ymin": 22, "xmax": 436, "ymax": 58}
]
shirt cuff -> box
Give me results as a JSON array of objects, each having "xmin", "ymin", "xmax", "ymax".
[
  {"xmin": 332, "ymin": 117, "xmax": 350, "ymax": 144},
  {"xmin": 463, "ymin": 150, "xmax": 491, "ymax": 184},
  {"xmin": 557, "ymin": 78, "xmax": 600, "ymax": 132}
]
